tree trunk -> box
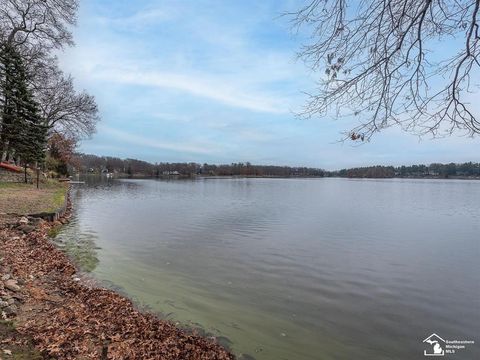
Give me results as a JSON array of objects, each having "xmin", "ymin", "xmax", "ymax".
[
  {"xmin": 1, "ymin": 142, "xmax": 9, "ymax": 162},
  {"xmin": 24, "ymin": 164, "xmax": 27, "ymax": 183}
]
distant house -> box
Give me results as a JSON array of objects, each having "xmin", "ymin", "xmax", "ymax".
[{"xmin": 162, "ymin": 170, "xmax": 180, "ymax": 176}]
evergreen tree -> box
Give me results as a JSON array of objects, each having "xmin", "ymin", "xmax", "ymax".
[
  {"xmin": 0, "ymin": 43, "xmax": 20, "ymax": 160},
  {"xmin": 0, "ymin": 43, "xmax": 47, "ymax": 173}
]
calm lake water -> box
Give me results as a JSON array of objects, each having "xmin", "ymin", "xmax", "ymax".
[{"xmin": 55, "ymin": 177, "xmax": 480, "ymax": 359}]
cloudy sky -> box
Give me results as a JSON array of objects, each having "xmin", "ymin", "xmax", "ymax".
[{"xmin": 59, "ymin": 0, "xmax": 480, "ymax": 170}]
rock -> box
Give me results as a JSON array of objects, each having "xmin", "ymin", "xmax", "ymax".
[
  {"xmin": 17, "ymin": 224, "xmax": 36, "ymax": 234},
  {"xmin": 3, "ymin": 349, "xmax": 12, "ymax": 356},
  {"xmin": 0, "ymin": 301, "xmax": 8, "ymax": 308},
  {"xmin": 28, "ymin": 217, "xmax": 44, "ymax": 225},
  {"xmin": 18, "ymin": 216, "xmax": 29, "ymax": 225},
  {"xmin": 215, "ymin": 336, "xmax": 233, "ymax": 349},
  {"xmin": 11, "ymin": 293, "xmax": 23, "ymax": 301},
  {"xmin": 4, "ymin": 304, "xmax": 17, "ymax": 315},
  {"xmin": 7, "ymin": 298, "xmax": 14, "ymax": 305},
  {"xmin": 16, "ymin": 279, "xmax": 25, "ymax": 286},
  {"xmin": 1, "ymin": 274, "xmax": 10, "ymax": 281},
  {"xmin": 4, "ymin": 280, "xmax": 20, "ymax": 292}
]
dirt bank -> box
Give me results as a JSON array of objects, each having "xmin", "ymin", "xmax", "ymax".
[{"xmin": 0, "ymin": 205, "xmax": 234, "ymax": 359}]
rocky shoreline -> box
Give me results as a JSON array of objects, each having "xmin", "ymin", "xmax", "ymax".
[{"xmin": 0, "ymin": 203, "xmax": 234, "ymax": 359}]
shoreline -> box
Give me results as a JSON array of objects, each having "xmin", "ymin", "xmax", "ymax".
[
  {"xmin": 76, "ymin": 173, "xmax": 480, "ymax": 181},
  {"xmin": 0, "ymin": 195, "xmax": 234, "ymax": 359}
]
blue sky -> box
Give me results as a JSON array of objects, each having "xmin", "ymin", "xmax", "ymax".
[{"xmin": 58, "ymin": 0, "xmax": 480, "ymax": 170}]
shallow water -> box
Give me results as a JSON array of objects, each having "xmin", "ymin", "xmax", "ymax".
[{"xmin": 55, "ymin": 177, "xmax": 480, "ymax": 359}]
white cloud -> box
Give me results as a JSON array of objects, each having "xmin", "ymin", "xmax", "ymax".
[
  {"xmin": 92, "ymin": 67, "xmax": 288, "ymax": 114},
  {"xmin": 100, "ymin": 126, "xmax": 219, "ymax": 155},
  {"xmin": 94, "ymin": 8, "xmax": 172, "ymax": 29},
  {"xmin": 60, "ymin": 1, "xmax": 306, "ymax": 115}
]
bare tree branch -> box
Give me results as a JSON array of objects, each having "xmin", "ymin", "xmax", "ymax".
[
  {"xmin": 289, "ymin": 0, "xmax": 480, "ymax": 140},
  {"xmin": 31, "ymin": 56, "xmax": 99, "ymax": 140},
  {"xmin": 0, "ymin": 0, "xmax": 78, "ymax": 49}
]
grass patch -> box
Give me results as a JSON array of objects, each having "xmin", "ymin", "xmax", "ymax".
[
  {"xmin": 0, "ymin": 319, "xmax": 16, "ymax": 332},
  {"xmin": 0, "ymin": 180, "xmax": 68, "ymax": 215},
  {"xmin": 0, "ymin": 320, "xmax": 42, "ymax": 359},
  {"xmin": 46, "ymin": 185, "xmax": 67, "ymax": 213},
  {"xmin": 0, "ymin": 183, "xmax": 30, "ymax": 190}
]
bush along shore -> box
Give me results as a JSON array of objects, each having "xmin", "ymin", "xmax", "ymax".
[{"xmin": 0, "ymin": 201, "xmax": 234, "ymax": 359}]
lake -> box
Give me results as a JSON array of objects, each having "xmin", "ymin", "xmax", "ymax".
[{"xmin": 55, "ymin": 177, "xmax": 480, "ymax": 359}]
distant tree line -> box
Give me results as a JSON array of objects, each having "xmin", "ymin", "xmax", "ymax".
[
  {"xmin": 72, "ymin": 154, "xmax": 480, "ymax": 179},
  {"xmin": 329, "ymin": 162, "xmax": 480, "ymax": 178},
  {"xmin": 0, "ymin": 0, "xmax": 98, "ymax": 182},
  {"xmin": 331, "ymin": 166, "xmax": 396, "ymax": 178},
  {"xmin": 72, "ymin": 153, "xmax": 326, "ymax": 178}
]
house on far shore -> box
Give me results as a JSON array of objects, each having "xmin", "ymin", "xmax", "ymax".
[{"xmin": 162, "ymin": 170, "xmax": 180, "ymax": 176}]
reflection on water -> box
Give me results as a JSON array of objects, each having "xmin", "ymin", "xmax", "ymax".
[{"xmin": 55, "ymin": 177, "xmax": 480, "ymax": 360}]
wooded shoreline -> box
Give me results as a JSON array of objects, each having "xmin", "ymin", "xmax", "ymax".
[{"xmin": 88, "ymin": 173, "xmax": 480, "ymax": 181}]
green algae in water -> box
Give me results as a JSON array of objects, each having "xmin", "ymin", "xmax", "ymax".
[
  {"xmin": 51, "ymin": 220, "xmax": 100, "ymax": 272},
  {"xmin": 47, "ymin": 225, "xmax": 61, "ymax": 238},
  {"xmin": 91, "ymin": 255, "xmax": 342, "ymax": 360},
  {"xmin": 58, "ymin": 237, "xmax": 99, "ymax": 272}
]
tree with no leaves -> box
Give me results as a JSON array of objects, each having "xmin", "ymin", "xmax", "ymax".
[
  {"xmin": 0, "ymin": 0, "xmax": 78, "ymax": 49},
  {"xmin": 33, "ymin": 62, "xmax": 99, "ymax": 141},
  {"xmin": 291, "ymin": 0, "xmax": 480, "ymax": 141}
]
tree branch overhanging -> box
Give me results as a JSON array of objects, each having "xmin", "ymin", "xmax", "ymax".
[{"xmin": 290, "ymin": 0, "xmax": 480, "ymax": 141}]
